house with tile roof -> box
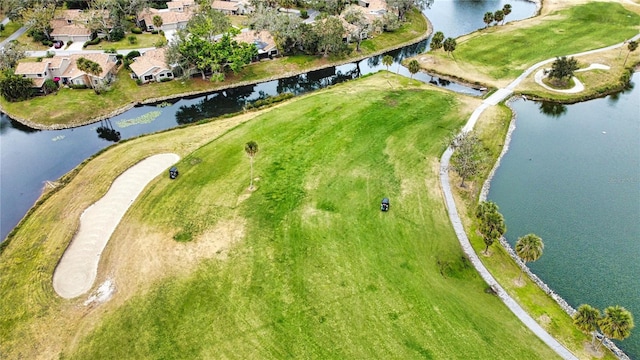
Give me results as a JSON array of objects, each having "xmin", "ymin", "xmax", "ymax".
[
  {"xmin": 234, "ymin": 30, "xmax": 278, "ymax": 60},
  {"xmin": 129, "ymin": 48, "xmax": 174, "ymax": 84},
  {"xmin": 139, "ymin": 7, "xmax": 193, "ymax": 32},
  {"xmin": 14, "ymin": 53, "xmax": 118, "ymax": 91},
  {"xmin": 212, "ymin": 0, "xmax": 252, "ymax": 15}
]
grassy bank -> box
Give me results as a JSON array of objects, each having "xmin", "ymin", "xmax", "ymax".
[
  {"xmin": 448, "ymin": 103, "xmax": 618, "ymax": 360},
  {"xmin": 415, "ymin": 2, "xmax": 640, "ymax": 88},
  {"xmin": 0, "ymin": 9, "xmax": 427, "ymax": 128},
  {"xmin": 0, "ymin": 74, "xmax": 559, "ymax": 359}
]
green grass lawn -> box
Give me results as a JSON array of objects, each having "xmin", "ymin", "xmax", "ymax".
[
  {"xmin": 432, "ymin": 2, "xmax": 640, "ymax": 81},
  {"xmin": 0, "ymin": 74, "xmax": 559, "ymax": 359},
  {"xmin": 83, "ymin": 33, "xmax": 167, "ymax": 51},
  {"xmin": 0, "ymin": 21, "xmax": 22, "ymax": 41}
]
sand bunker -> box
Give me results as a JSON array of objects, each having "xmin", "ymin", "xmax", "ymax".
[{"xmin": 53, "ymin": 153, "xmax": 180, "ymax": 299}]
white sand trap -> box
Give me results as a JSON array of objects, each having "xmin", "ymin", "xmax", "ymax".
[
  {"xmin": 576, "ymin": 63, "xmax": 610, "ymax": 72},
  {"xmin": 53, "ymin": 153, "xmax": 180, "ymax": 299}
]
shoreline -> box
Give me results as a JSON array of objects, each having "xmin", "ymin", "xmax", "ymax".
[
  {"xmin": 0, "ymin": 13, "xmax": 432, "ymax": 131},
  {"xmin": 479, "ymin": 95, "xmax": 632, "ymax": 360}
]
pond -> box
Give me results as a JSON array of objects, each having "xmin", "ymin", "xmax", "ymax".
[
  {"xmin": 488, "ymin": 73, "xmax": 640, "ymax": 358},
  {"xmin": 0, "ymin": 0, "xmax": 537, "ymax": 240}
]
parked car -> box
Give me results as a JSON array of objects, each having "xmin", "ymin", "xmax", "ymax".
[
  {"xmin": 169, "ymin": 166, "xmax": 178, "ymax": 179},
  {"xmin": 53, "ymin": 40, "xmax": 64, "ymax": 49}
]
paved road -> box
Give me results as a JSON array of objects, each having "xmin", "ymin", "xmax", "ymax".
[
  {"xmin": 439, "ymin": 33, "xmax": 640, "ymax": 360},
  {"xmin": 0, "ymin": 19, "xmax": 29, "ymax": 50}
]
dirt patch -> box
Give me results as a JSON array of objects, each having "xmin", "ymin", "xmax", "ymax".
[
  {"xmin": 537, "ymin": 313, "xmax": 552, "ymax": 328},
  {"xmin": 513, "ymin": 277, "xmax": 526, "ymax": 288},
  {"xmin": 583, "ymin": 341, "xmax": 606, "ymax": 358}
]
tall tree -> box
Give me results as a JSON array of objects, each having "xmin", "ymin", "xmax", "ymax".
[
  {"xmin": 245, "ymin": 141, "xmax": 259, "ymax": 190},
  {"xmin": 443, "ymin": 37, "xmax": 457, "ymax": 57},
  {"xmin": 430, "ymin": 31, "xmax": 444, "ymax": 51},
  {"xmin": 0, "ymin": 42, "xmax": 26, "ymax": 70},
  {"xmin": 573, "ymin": 304, "xmax": 601, "ymax": 347},
  {"xmin": 315, "ymin": 16, "xmax": 345, "ymax": 57},
  {"xmin": 22, "ymin": 4, "xmax": 56, "ymax": 40},
  {"xmin": 515, "ymin": 233, "xmax": 544, "ymax": 280},
  {"xmin": 623, "ymin": 40, "xmax": 638, "ymax": 66},
  {"xmin": 475, "ymin": 201, "xmax": 506, "ymax": 254},
  {"xmin": 343, "ymin": 5, "xmax": 370, "ymax": 53},
  {"xmin": 502, "ymin": 4, "xmax": 512, "ymax": 22},
  {"xmin": 187, "ymin": 7, "xmax": 231, "ymax": 42},
  {"xmin": 450, "ymin": 131, "xmax": 483, "ymax": 187},
  {"xmin": 494, "ymin": 10, "xmax": 504, "ymax": 26},
  {"xmin": 599, "ymin": 306, "xmax": 635, "ymax": 347},
  {"xmin": 382, "ymin": 54, "xmax": 393, "ymax": 73},
  {"xmin": 548, "ymin": 56, "xmax": 579, "ymax": 87},
  {"xmin": 483, "ymin": 11, "xmax": 494, "ymax": 28},
  {"xmin": 407, "ymin": 59, "xmax": 420, "ymax": 79}
]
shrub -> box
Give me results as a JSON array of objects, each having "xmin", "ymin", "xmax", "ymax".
[
  {"xmin": 104, "ymin": 48, "xmax": 117, "ymax": 54},
  {"xmin": 159, "ymin": 30, "xmax": 165, "ymax": 36},
  {"xmin": 160, "ymin": 77, "xmax": 172, "ymax": 82},
  {"xmin": 300, "ymin": 9, "xmax": 309, "ymax": 19},
  {"xmin": 127, "ymin": 35, "xmax": 138, "ymax": 44},
  {"xmin": 131, "ymin": 27, "xmax": 142, "ymax": 34},
  {"xmin": 42, "ymin": 40, "xmax": 53, "ymax": 47},
  {"xmin": 110, "ymin": 27, "xmax": 125, "ymax": 41},
  {"xmin": 45, "ymin": 51, "xmax": 55, "ymax": 58},
  {"xmin": 68, "ymin": 84, "xmax": 88, "ymax": 89},
  {"xmin": 125, "ymin": 50, "xmax": 141, "ymax": 59},
  {"xmin": 154, "ymin": 38, "xmax": 167, "ymax": 48},
  {"xmin": 150, "ymin": 30, "xmax": 159, "ymax": 35},
  {"xmin": 135, "ymin": 78, "xmax": 142, "ymax": 85},
  {"xmin": 66, "ymin": 40, "xmax": 73, "ymax": 47}
]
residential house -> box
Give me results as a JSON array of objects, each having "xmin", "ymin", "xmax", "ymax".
[
  {"xmin": 358, "ymin": 0, "xmax": 387, "ymax": 18},
  {"xmin": 14, "ymin": 53, "xmax": 118, "ymax": 91},
  {"xmin": 139, "ymin": 8, "xmax": 193, "ymax": 32},
  {"xmin": 129, "ymin": 48, "xmax": 174, "ymax": 84},
  {"xmin": 235, "ymin": 30, "xmax": 278, "ymax": 60},
  {"xmin": 212, "ymin": 0, "xmax": 252, "ymax": 15},
  {"xmin": 166, "ymin": 0, "xmax": 195, "ymax": 12},
  {"xmin": 50, "ymin": 10, "xmax": 92, "ymax": 43}
]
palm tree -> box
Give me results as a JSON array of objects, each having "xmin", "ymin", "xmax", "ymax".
[
  {"xmin": 407, "ymin": 59, "xmax": 420, "ymax": 79},
  {"xmin": 502, "ymin": 4, "xmax": 512, "ymax": 23},
  {"xmin": 494, "ymin": 10, "xmax": 504, "ymax": 26},
  {"xmin": 483, "ymin": 12, "xmax": 494, "ymax": 28},
  {"xmin": 573, "ymin": 304, "xmax": 601, "ymax": 347},
  {"xmin": 382, "ymin": 55, "xmax": 393, "ymax": 74},
  {"xmin": 245, "ymin": 141, "xmax": 259, "ymax": 190},
  {"xmin": 153, "ymin": 15, "xmax": 163, "ymax": 30},
  {"xmin": 599, "ymin": 305, "xmax": 635, "ymax": 348},
  {"xmin": 430, "ymin": 31, "xmax": 444, "ymax": 51},
  {"xmin": 443, "ymin": 37, "xmax": 457, "ymax": 58},
  {"xmin": 475, "ymin": 201, "xmax": 506, "ymax": 254},
  {"xmin": 515, "ymin": 233, "xmax": 544, "ymax": 280},
  {"xmin": 76, "ymin": 57, "xmax": 103, "ymax": 91},
  {"xmin": 623, "ymin": 40, "xmax": 638, "ymax": 66}
]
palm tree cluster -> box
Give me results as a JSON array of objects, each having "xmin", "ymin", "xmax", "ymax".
[
  {"xmin": 483, "ymin": 4, "xmax": 512, "ymax": 28},
  {"xmin": 573, "ymin": 304, "xmax": 635, "ymax": 351}
]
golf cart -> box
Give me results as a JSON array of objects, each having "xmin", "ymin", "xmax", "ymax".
[
  {"xmin": 169, "ymin": 166, "xmax": 179, "ymax": 179},
  {"xmin": 381, "ymin": 197, "xmax": 389, "ymax": 212}
]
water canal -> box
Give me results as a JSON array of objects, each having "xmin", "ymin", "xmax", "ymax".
[{"xmin": 488, "ymin": 74, "xmax": 640, "ymax": 358}]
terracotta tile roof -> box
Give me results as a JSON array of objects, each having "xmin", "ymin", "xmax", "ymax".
[
  {"xmin": 129, "ymin": 48, "xmax": 169, "ymax": 76},
  {"xmin": 140, "ymin": 8, "xmax": 193, "ymax": 26},
  {"xmin": 235, "ymin": 30, "xmax": 277, "ymax": 52},
  {"xmin": 15, "ymin": 61, "xmax": 49, "ymax": 75},
  {"xmin": 51, "ymin": 24, "xmax": 91, "ymax": 37},
  {"xmin": 212, "ymin": 0, "xmax": 239, "ymax": 11},
  {"xmin": 48, "ymin": 57, "xmax": 64, "ymax": 68},
  {"xmin": 167, "ymin": 0, "xmax": 195, "ymax": 10},
  {"xmin": 32, "ymin": 78, "xmax": 46, "ymax": 87}
]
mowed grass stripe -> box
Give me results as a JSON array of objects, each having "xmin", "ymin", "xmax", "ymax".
[
  {"xmin": 68, "ymin": 77, "xmax": 559, "ymax": 359},
  {"xmin": 451, "ymin": 2, "xmax": 640, "ymax": 79}
]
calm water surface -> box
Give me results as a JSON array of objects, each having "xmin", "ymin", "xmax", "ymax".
[{"xmin": 488, "ymin": 74, "xmax": 640, "ymax": 358}]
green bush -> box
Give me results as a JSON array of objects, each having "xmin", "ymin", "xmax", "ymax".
[
  {"xmin": 300, "ymin": 9, "xmax": 309, "ymax": 19},
  {"xmin": 131, "ymin": 27, "xmax": 142, "ymax": 34},
  {"xmin": 127, "ymin": 35, "xmax": 138, "ymax": 44},
  {"xmin": 125, "ymin": 50, "xmax": 141, "ymax": 59},
  {"xmin": 160, "ymin": 77, "xmax": 172, "ymax": 82},
  {"xmin": 104, "ymin": 48, "xmax": 117, "ymax": 54},
  {"xmin": 68, "ymin": 84, "xmax": 88, "ymax": 89}
]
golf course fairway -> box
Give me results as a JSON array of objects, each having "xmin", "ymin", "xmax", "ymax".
[{"xmin": 0, "ymin": 74, "xmax": 560, "ymax": 359}]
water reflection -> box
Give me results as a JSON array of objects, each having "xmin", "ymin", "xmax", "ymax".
[
  {"xmin": 96, "ymin": 120, "xmax": 121, "ymax": 142},
  {"xmin": 538, "ymin": 101, "xmax": 568, "ymax": 118}
]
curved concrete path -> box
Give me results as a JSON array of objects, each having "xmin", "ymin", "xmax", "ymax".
[
  {"xmin": 53, "ymin": 153, "xmax": 180, "ymax": 299},
  {"xmin": 439, "ymin": 34, "xmax": 639, "ymax": 360}
]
